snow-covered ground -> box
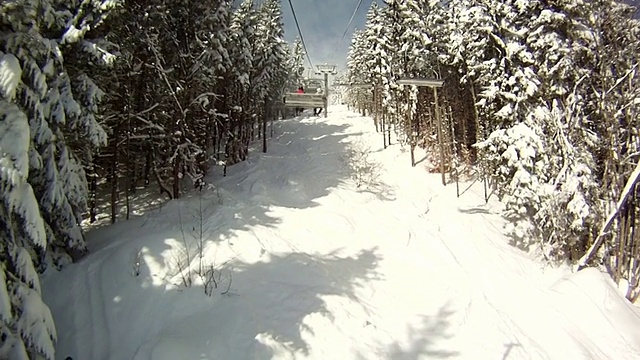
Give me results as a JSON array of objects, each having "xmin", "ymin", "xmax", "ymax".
[{"xmin": 43, "ymin": 106, "xmax": 640, "ymax": 360}]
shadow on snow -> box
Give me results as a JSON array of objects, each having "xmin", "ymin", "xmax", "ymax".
[
  {"xmin": 45, "ymin": 116, "xmax": 392, "ymax": 359},
  {"xmin": 84, "ymin": 117, "xmax": 371, "ymax": 252},
  {"xmin": 46, "ymin": 246, "xmax": 383, "ymax": 359},
  {"xmin": 384, "ymin": 306, "xmax": 459, "ymax": 359}
]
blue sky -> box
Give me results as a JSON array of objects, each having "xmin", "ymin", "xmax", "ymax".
[{"xmin": 280, "ymin": 0, "xmax": 381, "ymax": 76}]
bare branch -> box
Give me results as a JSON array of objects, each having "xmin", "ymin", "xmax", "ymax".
[{"xmin": 577, "ymin": 160, "xmax": 640, "ymax": 270}]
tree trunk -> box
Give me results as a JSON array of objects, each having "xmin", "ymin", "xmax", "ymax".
[
  {"xmin": 110, "ymin": 123, "xmax": 120, "ymax": 224},
  {"xmin": 382, "ymin": 109, "xmax": 387, "ymax": 149},
  {"xmin": 374, "ymin": 86, "xmax": 379, "ymax": 132},
  {"xmin": 125, "ymin": 105, "xmax": 132, "ymax": 220},
  {"xmin": 387, "ymin": 109, "xmax": 392, "ymax": 146},
  {"xmin": 89, "ymin": 160, "xmax": 97, "ymax": 223},
  {"xmin": 130, "ymin": 162, "xmax": 137, "ymax": 195},
  {"xmin": 172, "ymin": 145, "xmax": 181, "ymax": 199},
  {"xmin": 144, "ymin": 148, "xmax": 152, "ymax": 187},
  {"xmin": 263, "ymin": 105, "xmax": 268, "ymax": 153},
  {"xmin": 271, "ymin": 108, "xmax": 275, "ymax": 138}
]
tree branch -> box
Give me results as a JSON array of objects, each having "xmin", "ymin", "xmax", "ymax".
[{"xmin": 577, "ymin": 160, "xmax": 640, "ymax": 270}]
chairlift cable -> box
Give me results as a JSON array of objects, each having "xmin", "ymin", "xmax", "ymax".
[
  {"xmin": 328, "ymin": 0, "xmax": 365, "ymax": 60},
  {"xmin": 287, "ymin": 0, "xmax": 315, "ymax": 70}
]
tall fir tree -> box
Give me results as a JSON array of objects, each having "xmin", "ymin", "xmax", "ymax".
[{"xmin": 1, "ymin": 0, "xmax": 118, "ymax": 358}]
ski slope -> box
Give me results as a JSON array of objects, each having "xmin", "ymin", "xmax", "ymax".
[{"xmin": 43, "ymin": 106, "xmax": 640, "ymax": 360}]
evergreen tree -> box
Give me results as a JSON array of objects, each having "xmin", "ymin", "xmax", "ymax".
[
  {"xmin": 287, "ymin": 37, "xmax": 306, "ymax": 90},
  {"xmin": 347, "ymin": 0, "xmax": 640, "ymax": 289},
  {"xmin": 1, "ymin": 0, "xmax": 117, "ymax": 358},
  {"xmin": 255, "ymin": 0, "xmax": 289, "ymax": 104}
]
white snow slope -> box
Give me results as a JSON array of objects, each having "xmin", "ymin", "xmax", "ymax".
[{"xmin": 43, "ymin": 106, "xmax": 640, "ymax": 360}]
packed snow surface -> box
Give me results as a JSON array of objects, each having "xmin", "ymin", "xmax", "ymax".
[{"xmin": 43, "ymin": 106, "xmax": 640, "ymax": 359}]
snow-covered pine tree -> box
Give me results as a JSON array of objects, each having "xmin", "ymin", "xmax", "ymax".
[
  {"xmin": 397, "ymin": 0, "xmax": 432, "ymax": 76},
  {"xmin": 453, "ymin": 0, "xmax": 551, "ymax": 247},
  {"xmin": 155, "ymin": 0, "xmax": 215, "ymax": 198},
  {"xmin": 374, "ymin": 1, "xmax": 402, "ymax": 118},
  {"xmin": 521, "ymin": 0, "xmax": 602, "ymax": 260},
  {"xmin": 286, "ymin": 37, "xmax": 306, "ymax": 91},
  {"xmin": 0, "ymin": 50, "xmax": 56, "ymax": 359},
  {"xmin": 91, "ymin": 0, "xmax": 172, "ymax": 220},
  {"xmin": 346, "ymin": 29, "xmax": 369, "ymax": 112},
  {"xmin": 431, "ymin": 0, "xmax": 482, "ymax": 161},
  {"xmin": 40, "ymin": 0, "xmax": 116, "ymax": 263},
  {"xmin": 332, "ymin": 72, "xmax": 350, "ymax": 106},
  {"xmin": 254, "ymin": 0, "xmax": 288, "ymax": 151},
  {"xmin": 1, "ymin": 0, "xmax": 117, "ymax": 358},
  {"xmin": 348, "ymin": 1, "xmax": 640, "ymax": 287},
  {"xmin": 347, "ymin": 3, "xmax": 391, "ymax": 117},
  {"xmin": 224, "ymin": 0, "xmax": 259, "ymax": 164},
  {"xmin": 98, "ymin": 0, "xmax": 232, "ymax": 201},
  {"xmin": 424, "ymin": 0, "xmax": 638, "ymax": 268},
  {"xmin": 582, "ymin": 0, "xmax": 640, "ymax": 292},
  {"xmin": 392, "ymin": 0, "xmax": 437, "ymax": 158},
  {"xmin": 443, "ymin": 0, "xmax": 504, "ymax": 146},
  {"xmin": 380, "ymin": 0, "xmax": 411, "ymax": 143},
  {"xmin": 472, "ymin": 0, "xmax": 637, "ymax": 264},
  {"xmin": 188, "ymin": 0, "xmax": 232, "ymax": 181},
  {"xmin": 254, "ymin": 0, "xmax": 289, "ymax": 107}
]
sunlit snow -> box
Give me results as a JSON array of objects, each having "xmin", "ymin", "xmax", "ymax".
[
  {"xmin": 43, "ymin": 106, "xmax": 640, "ymax": 360},
  {"xmin": 0, "ymin": 53, "xmax": 22, "ymax": 100}
]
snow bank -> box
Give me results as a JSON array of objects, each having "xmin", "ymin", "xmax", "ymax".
[{"xmin": 548, "ymin": 268, "xmax": 640, "ymax": 358}]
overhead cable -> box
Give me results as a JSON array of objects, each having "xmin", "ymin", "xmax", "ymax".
[
  {"xmin": 287, "ymin": 0, "xmax": 315, "ymax": 70},
  {"xmin": 329, "ymin": 0, "xmax": 365, "ymax": 59}
]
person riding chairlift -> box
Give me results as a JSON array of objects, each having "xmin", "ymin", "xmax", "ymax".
[
  {"xmin": 295, "ymin": 86, "xmax": 304, "ymax": 115},
  {"xmin": 314, "ymin": 87, "xmax": 324, "ymax": 116}
]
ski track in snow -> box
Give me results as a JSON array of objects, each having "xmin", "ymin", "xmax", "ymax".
[{"xmin": 42, "ymin": 107, "xmax": 640, "ymax": 360}]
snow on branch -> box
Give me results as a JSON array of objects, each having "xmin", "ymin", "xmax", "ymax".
[{"xmin": 0, "ymin": 53, "xmax": 22, "ymax": 100}]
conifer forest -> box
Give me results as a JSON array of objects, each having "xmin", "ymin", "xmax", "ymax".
[
  {"xmin": 344, "ymin": 0, "xmax": 640, "ymax": 300},
  {"xmin": 1, "ymin": 0, "xmax": 639, "ymax": 358}
]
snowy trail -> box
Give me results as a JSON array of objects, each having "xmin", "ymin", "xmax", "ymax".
[{"xmin": 42, "ymin": 107, "xmax": 640, "ymax": 360}]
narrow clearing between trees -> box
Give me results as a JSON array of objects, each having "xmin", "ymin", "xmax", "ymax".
[{"xmin": 44, "ymin": 106, "xmax": 640, "ymax": 360}]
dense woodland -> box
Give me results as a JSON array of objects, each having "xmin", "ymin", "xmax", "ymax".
[
  {"xmin": 345, "ymin": 0, "xmax": 640, "ymax": 301},
  {"xmin": 0, "ymin": 0, "xmax": 305, "ymax": 358},
  {"xmin": 1, "ymin": 0, "xmax": 640, "ymax": 358}
]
